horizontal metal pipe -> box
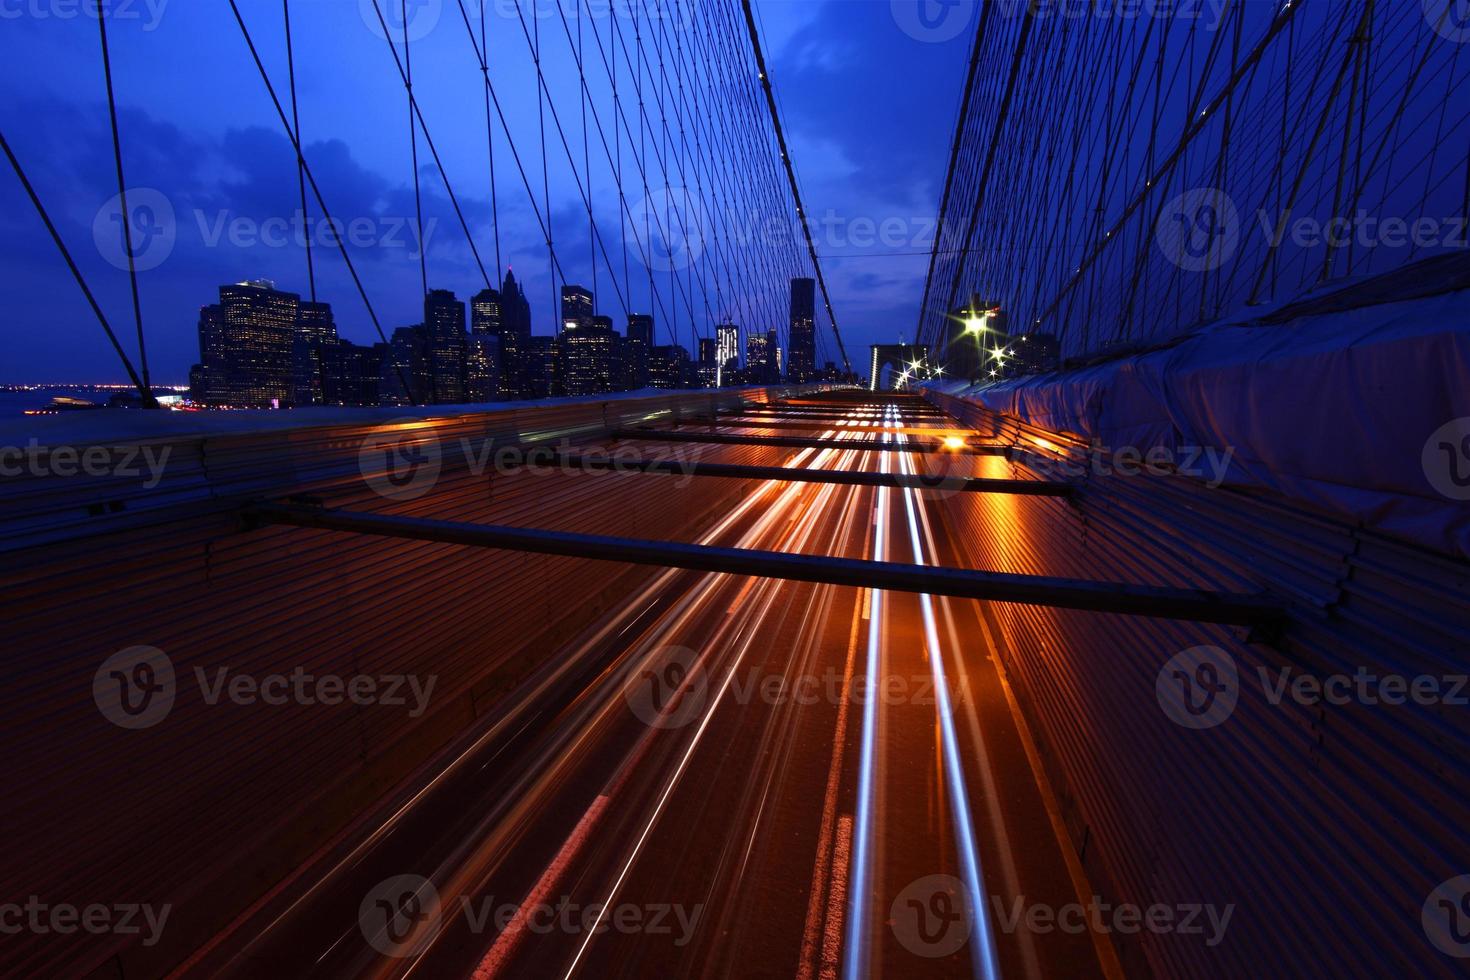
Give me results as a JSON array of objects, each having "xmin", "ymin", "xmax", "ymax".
[
  {"xmin": 514, "ymin": 452, "xmax": 1072, "ymax": 496},
  {"xmin": 609, "ymin": 428, "xmax": 1015, "ymax": 456},
  {"xmin": 243, "ymin": 502, "xmax": 1287, "ymax": 627},
  {"xmin": 677, "ymin": 417, "xmax": 966, "ymax": 435}
]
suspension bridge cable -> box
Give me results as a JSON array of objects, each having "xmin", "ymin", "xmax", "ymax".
[
  {"xmin": 738, "ymin": 0, "xmax": 849, "ymax": 374},
  {"xmin": 0, "ymin": 129, "xmax": 155, "ymax": 406},
  {"xmin": 94, "ymin": 0, "xmax": 155, "ymax": 406}
]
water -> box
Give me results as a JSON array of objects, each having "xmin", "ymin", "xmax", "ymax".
[{"xmin": 0, "ymin": 387, "xmax": 128, "ymax": 418}]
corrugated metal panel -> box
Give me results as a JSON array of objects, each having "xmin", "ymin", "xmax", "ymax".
[
  {"xmin": 0, "ymin": 388, "xmax": 813, "ymax": 978},
  {"xmin": 926, "ymin": 390, "xmax": 1470, "ymax": 978}
]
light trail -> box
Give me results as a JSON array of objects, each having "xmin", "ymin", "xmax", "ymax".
[
  {"xmin": 842, "ymin": 405, "xmax": 893, "ymax": 980},
  {"xmin": 896, "ymin": 445, "xmax": 1003, "ymax": 980}
]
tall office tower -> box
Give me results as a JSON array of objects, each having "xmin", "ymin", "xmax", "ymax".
[
  {"xmin": 523, "ymin": 335, "xmax": 560, "ymax": 399},
  {"xmin": 500, "ymin": 268, "xmax": 532, "ymax": 337},
  {"xmin": 380, "ymin": 325, "xmax": 430, "ymax": 406},
  {"xmin": 292, "ymin": 300, "xmax": 338, "ymax": 406},
  {"xmin": 698, "ymin": 336, "xmax": 717, "ymax": 367},
  {"xmin": 424, "ymin": 289, "xmax": 467, "ymax": 404},
  {"xmin": 716, "ymin": 323, "xmax": 739, "ymax": 386},
  {"xmin": 497, "ymin": 332, "xmax": 525, "ymax": 400},
  {"xmin": 625, "ymin": 313, "xmax": 653, "ymax": 390},
  {"xmin": 562, "ymin": 315, "xmax": 622, "ymax": 396},
  {"xmin": 788, "ymin": 277, "xmax": 816, "ymax": 382},
  {"xmin": 560, "ymin": 284, "xmax": 595, "ymax": 333},
  {"xmin": 192, "ymin": 304, "xmax": 225, "ymax": 405},
  {"xmin": 465, "ymin": 333, "xmax": 501, "ymax": 402},
  {"xmin": 192, "ymin": 280, "xmax": 300, "ymax": 407},
  {"xmin": 326, "ymin": 339, "xmax": 381, "ymax": 406},
  {"xmin": 648, "ymin": 344, "xmax": 691, "ymax": 389},
  {"xmin": 471, "ymin": 287, "xmax": 503, "ymax": 335},
  {"xmin": 746, "ymin": 329, "xmax": 778, "ymax": 385}
]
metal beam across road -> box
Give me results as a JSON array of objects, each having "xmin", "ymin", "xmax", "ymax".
[
  {"xmin": 609, "ymin": 428, "xmax": 1016, "ymax": 456},
  {"xmin": 242, "ymin": 502, "xmax": 1286, "ymax": 627},
  {"xmin": 727, "ymin": 410, "xmax": 953, "ymax": 424},
  {"xmin": 673, "ymin": 418, "xmax": 973, "ymax": 435},
  {"xmin": 512, "ymin": 452, "xmax": 1072, "ymax": 496}
]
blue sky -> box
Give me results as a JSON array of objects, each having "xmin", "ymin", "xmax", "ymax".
[{"xmin": 0, "ymin": 0, "xmax": 976, "ymax": 382}]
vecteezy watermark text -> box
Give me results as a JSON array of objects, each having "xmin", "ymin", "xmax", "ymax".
[
  {"xmin": 359, "ymin": 432, "xmax": 702, "ymax": 501},
  {"xmin": 991, "ymin": 895, "xmax": 1234, "ymax": 947},
  {"xmin": 1157, "ymin": 646, "xmax": 1469, "ymax": 729},
  {"xmin": 0, "ymin": 898, "xmax": 170, "ymax": 948},
  {"xmin": 94, "ymin": 646, "xmax": 436, "ymax": 729},
  {"xmin": 193, "ymin": 209, "xmax": 439, "ymax": 256},
  {"xmin": 0, "ymin": 0, "xmax": 169, "ymax": 30},
  {"xmin": 358, "ymin": 874, "xmax": 702, "ymax": 958},
  {"xmin": 0, "ymin": 441, "xmax": 171, "ymax": 488}
]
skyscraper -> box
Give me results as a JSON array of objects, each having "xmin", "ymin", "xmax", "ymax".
[
  {"xmin": 501, "ymin": 269, "xmax": 531, "ymax": 337},
  {"xmin": 471, "ymin": 287, "xmax": 502, "ymax": 336},
  {"xmin": 648, "ymin": 344, "xmax": 691, "ymax": 389},
  {"xmin": 292, "ymin": 300, "xmax": 338, "ymax": 406},
  {"xmin": 381, "ymin": 325, "xmax": 430, "ymax": 406},
  {"xmin": 560, "ymin": 284, "xmax": 594, "ymax": 333},
  {"xmin": 562, "ymin": 315, "xmax": 621, "ymax": 396},
  {"xmin": 696, "ymin": 337, "xmax": 718, "ymax": 388},
  {"xmin": 625, "ymin": 313, "xmax": 653, "ymax": 390},
  {"xmin": 523, "ymin": 335, "xmax": 559, "ymax": 399},
  {"xmin": 425, "ymin": 289, "xmax": 466, "ymax": 404},
  {"xmin": 716, "ymin": 323, "xmax": 739, "ymax": 386},
  {"xmin": 746, "ymin": 329, "xmax": 778, "ymax": 385},
  {"xmin": 193, "ymin": 280, "xmax": 299, "ymax": 407},
  {"xmin": 465, "ymin": 333, "xmax": 500, "ymax": 402},
  {"xmin": 788, "ymin": 277, "xmax": 816, "ymax": 382}
]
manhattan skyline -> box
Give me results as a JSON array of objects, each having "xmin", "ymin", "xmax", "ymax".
[{"xmin": 0, "ymin": 2, "xmax": 970, "ymax": 382}]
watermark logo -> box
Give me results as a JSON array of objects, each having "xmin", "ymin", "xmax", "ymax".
[
  {"xmin": 360, "ymin": 874, "xmax": 443, "ymax": 958},
  {"xmin": 93, "ymin": 187, "xmax": 175, "ymax": 272},
  {"xmin": 359, "ymin": 430, "xmax": 443, "ymax": 501},
  {"xmin": 93, "ymin": 646, "xmax": 175, "ymax": 729},
  {"xmin": 1425, "ymin": 0, "xmax": 1470, "ymax": 43},
  {"xmin": 891, "ymin": 874, "xmax": 972, "ymax": 957},
  {"xmin": 909, "ymin": 444, "xmax": 975, "ymax": 500},
  {"xmin": 891, "ymin": 0, "xmax": 975, "ymax": 42},
  {"xmin": 624, "ymin": 645, "xmax": 707, "ymax": 729},
  {"xmin": 628, "ymin": 186, "xmax": 708, "ymax": 272},
  {"xmin": 1156, "ymin": 645, "xmax": 1238, "ymax": 729},
  {"xmin": 1424, "ymin": 875, "xmax": 1470, "ymax": 957},
  {"xmin": 360, "ymin": 0, "xmax": 442, "ymax": 41},
  {"xmin": 1156, "ymin": 187, "xmax": 1239, "ymax": 272},
  {"xmin": 1422, "ymin": 417, "xmax": 1470, "ymax": 501}
]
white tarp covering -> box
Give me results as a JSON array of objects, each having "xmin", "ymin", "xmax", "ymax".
[{"xmin": 930, "ymin": 284, "xmax": 1470, "ymax": 560}]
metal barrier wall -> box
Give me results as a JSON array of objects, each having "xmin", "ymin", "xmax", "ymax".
[
  {"xmin": 925, "ymin": 389, "xmax": 1470, "ymax": 978},
  {"xmin": 0, "ymin": 387, "xmax": 813, "ymax": 977}
]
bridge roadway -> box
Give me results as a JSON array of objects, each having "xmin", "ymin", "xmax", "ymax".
[{"xmin": 187, "ymin": 393, "xmax": 1107, "ymax": 980}]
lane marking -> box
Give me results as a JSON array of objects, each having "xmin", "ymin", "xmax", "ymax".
[
  {"xmin": 819, "ymin": 815, "xmax": 854, "ymax": 980},
  {"xmin": 471, "ymin": 795, "xmax": 610, "ymax": 980},
  {"xmin": 796, "ymin": 600, "xmax": 865, "ymax": 980}
]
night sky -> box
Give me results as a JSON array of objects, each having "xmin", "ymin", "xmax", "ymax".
[{"xmin": 0, "ymin": 0, "xmax": 975, "ymax": 383}]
